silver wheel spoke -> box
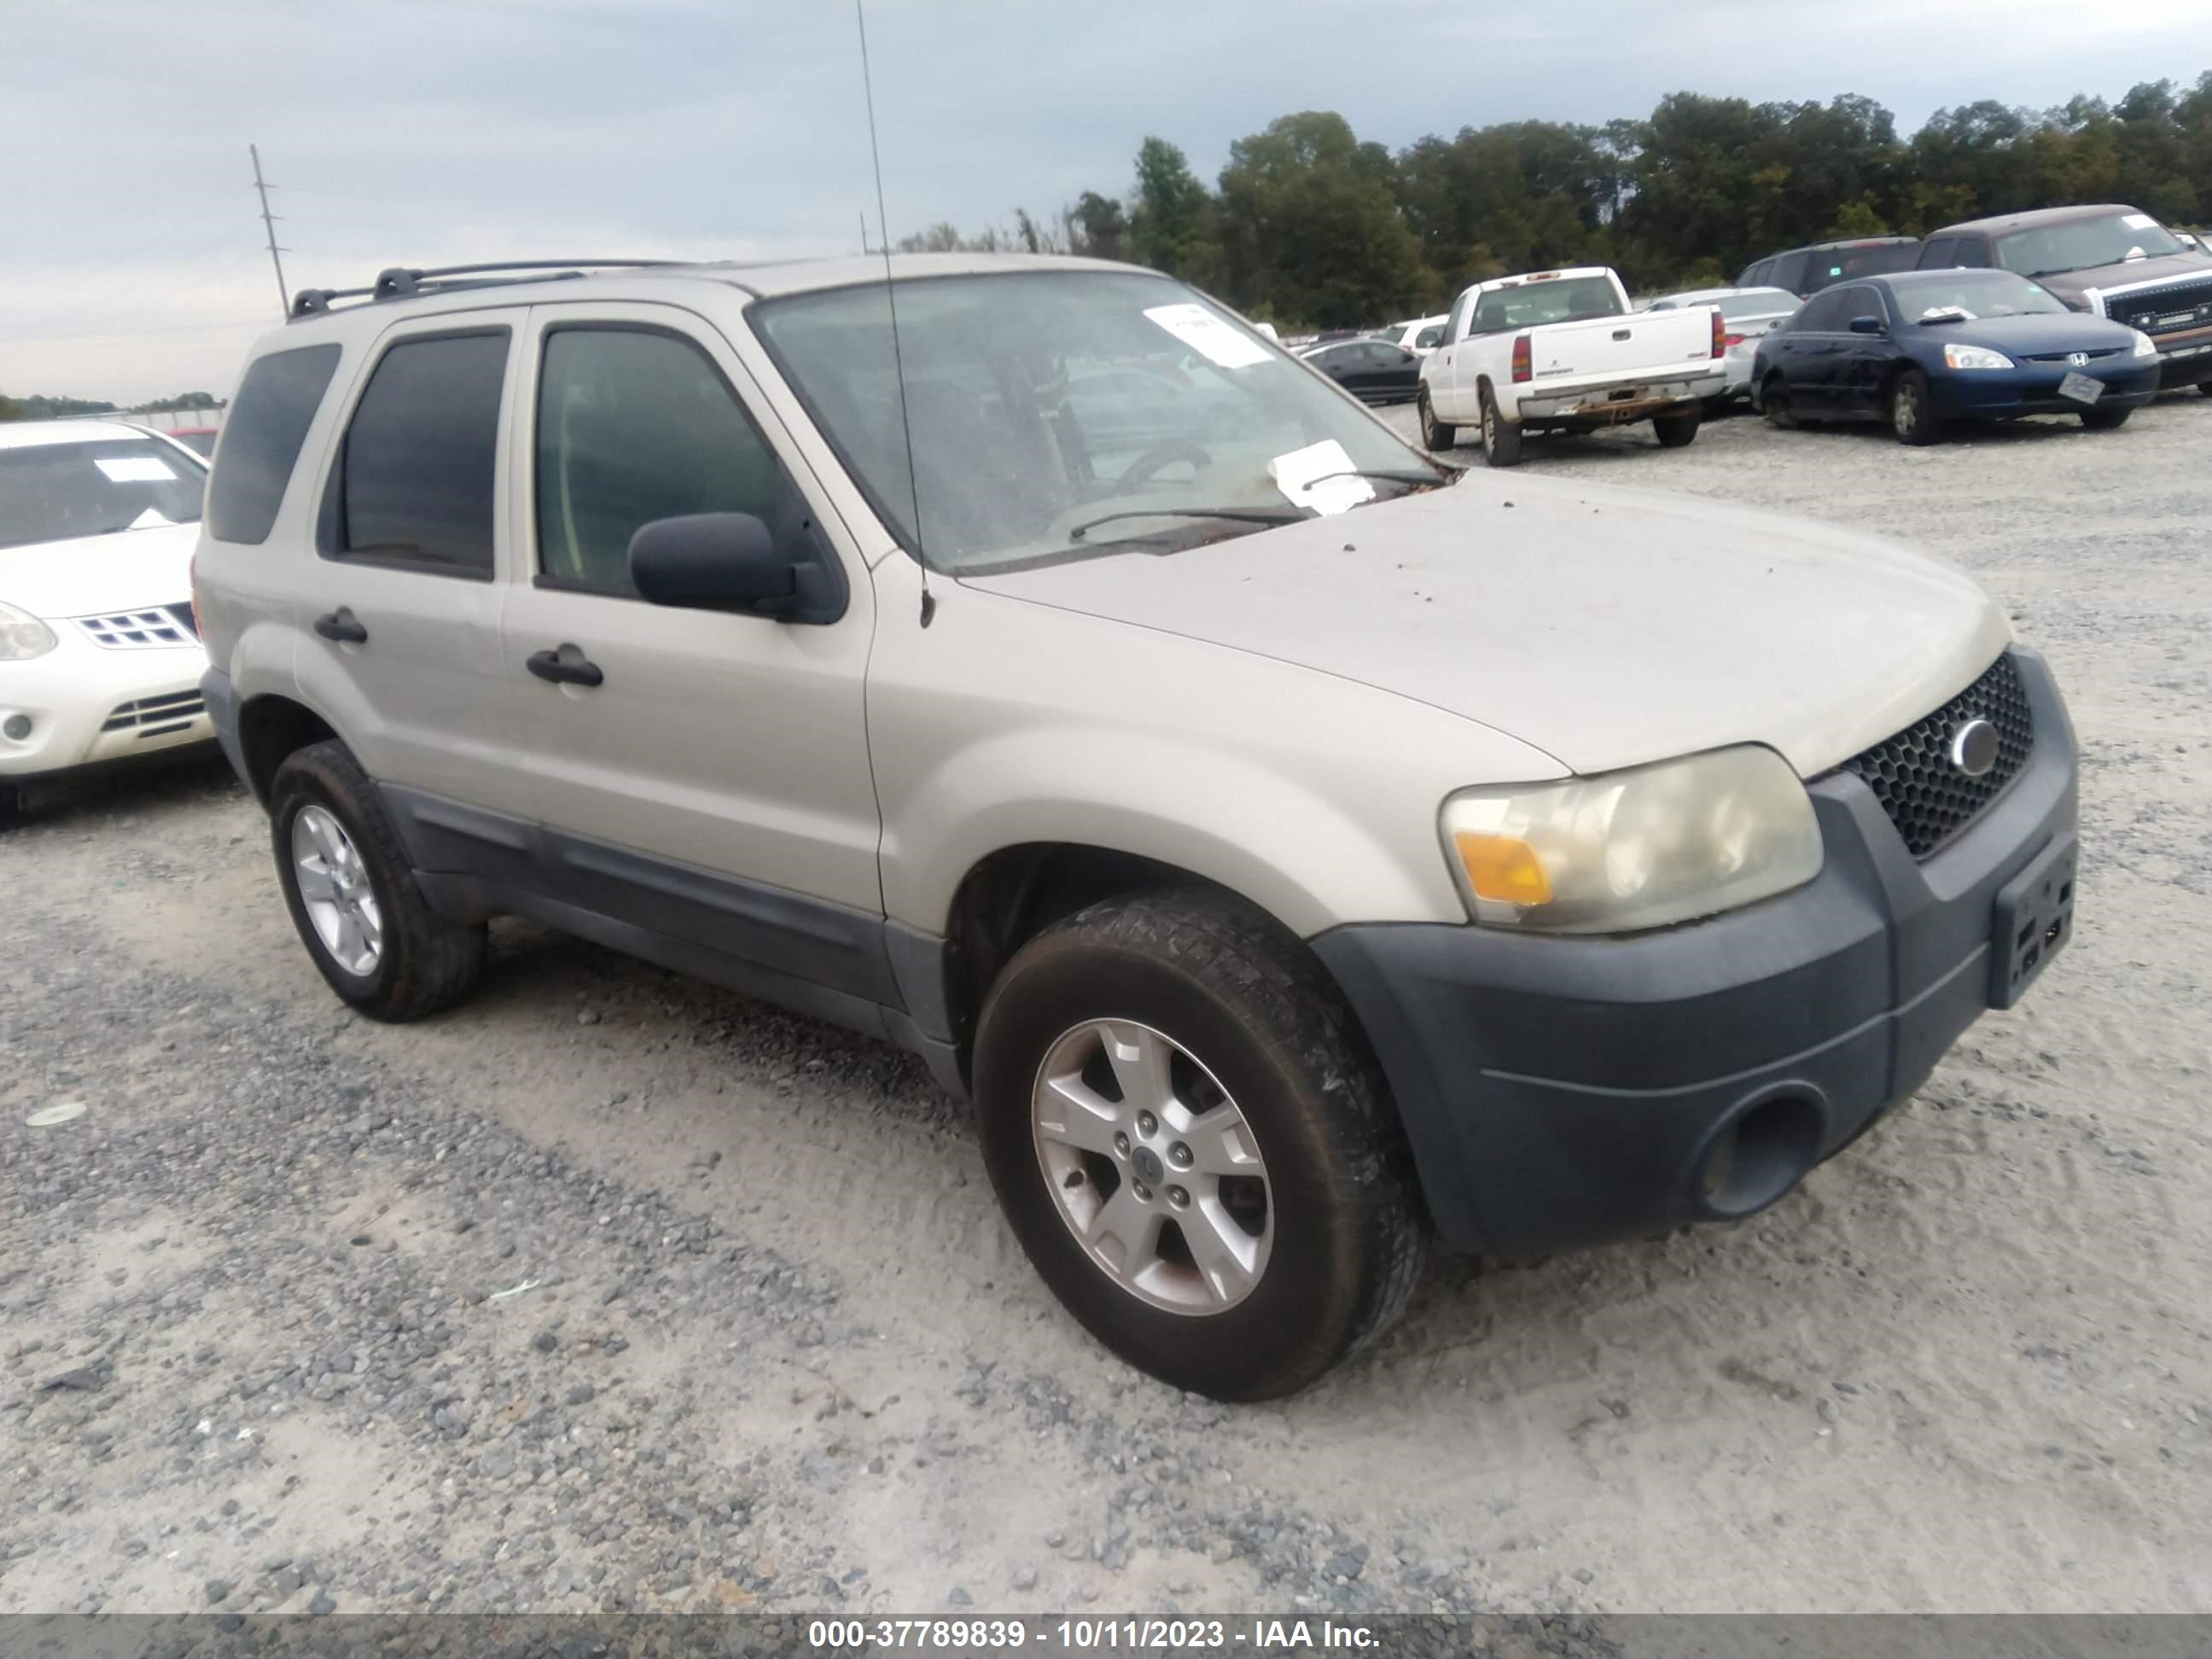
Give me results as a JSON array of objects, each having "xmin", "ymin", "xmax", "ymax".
[
  {"xmin": 292, "ymin": 805, "xmax": 383, "ymax": 976},
  {"xmin": 1085, "ymin": 1182, "xmax": 1165, "ymax": 1276},
  {"xmin": 1185, "ymin": 1190, "xmax": 1264, "ymax": 1306},
  {"xmin": 1175, "ymin": 1103, "xmax": 1263, "ymax": 1178},
  {"xmin": 294, "ymin": 857, "xmax": 340, "ymax": 905},
  {"xmin": 1102, "ymin": 1023, "xmax": 1174, "ymax": 1115},
  {"xmin": 331, "ymin": 905, "xmax": 367, "ymax": 968},
  {"xmin": 1037, "ymin": 1073, "xmax": 1124, "ymax": 1157}
]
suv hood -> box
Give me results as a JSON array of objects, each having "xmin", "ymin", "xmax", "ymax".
[
  {"xmin": 960, "ymin": 475, "xmax": 2011, "ymax": 778},
  {"xmin": 3, "ymin": 521, "xmax": 200, "ymax": 621},
  {"xmin": 2038, "ymin": 252, "xmax": 2212, "ymax": 304}
]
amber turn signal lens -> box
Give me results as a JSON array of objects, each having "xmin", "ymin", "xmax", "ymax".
[{"xmin": 1452, "ymin": 831, "xmax": 1552, "ymax": 907}]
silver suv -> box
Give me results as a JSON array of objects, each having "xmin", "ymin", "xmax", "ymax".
[{"xmin": 195, "ymin": 254, "xmax": 2080, "ymax": 1400}]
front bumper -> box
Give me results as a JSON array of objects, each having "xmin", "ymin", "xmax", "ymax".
[
  {"xmin": 2151, "ymin": 333, "xmax": 2212, "ymax": 386},
  {"xmin": 1314, "ymin": 647, "xmax": 2078, "ymax": 1260},
  {"xmin": 1933, "ymin": 361, "xmax": 2161, "ymax": 419},
  {"xmin": 2, "ymin": 626, "xmax": 212, "ymax": 782}
]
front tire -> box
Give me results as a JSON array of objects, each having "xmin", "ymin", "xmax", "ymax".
[
  {"xmin": 1479, "ymin": 388, "xmax": 1523, "ymax": 468},
  {"xmin": 1889, "ymin": 367, "xmax": 1943, "ymax": 445},
  {"xmin": 1417, "ymin": 389, "xmax": 1457, "ymax": 451},
  {"xmin": 973, "ymin": 892, "xmax": 1425, "ymax": 1400},
  {"xmin": 270, "ymin": 740, "xmax": 486, "ymax": 1022},
  {"xmin": 2080, "ymin": 405, "xmax": 2132, "ymax": 431},
  {"xmin": 1652, "ymin": 406, "xmax": 1701, "ymax": 448}
]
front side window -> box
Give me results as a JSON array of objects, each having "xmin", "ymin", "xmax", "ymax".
[
  {"xmin": 534, "ymin": 327, "xmax": 781, "ymax": 593},
  {"xmin": 326, "ymin": 331, "xmax": 509, "ymax": 576},
  {"xmin": 1996, "ymin": 212, "xmax": 2186, "ymax": 278},
  {"xmin": 750, "ymin": 270, "xmax": 1433, "ymax": 573},
  {"xmin": 1792, "ymin": 289, "xmax": 1855, "ymax": 332},
  {"xmin": 205, "ymin": 343, "xmax": 341, "ymax": 544},
  {"xmin": 0, "ymin": 437, "xmax": 206, "ymax": 552}
]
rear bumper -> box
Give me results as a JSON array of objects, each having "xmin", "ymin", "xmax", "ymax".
[
  {"xmin": 1933, "ymin": 362, "xmax": 2160, "ymax": 418},
  {"xmin": 1517, "ymin": 371, "xmax": 1726, "ymax": 423},
  {"xmin": 201, "ymin": 666, "xmax": 249, "ymax": 789},
  {"xmin": 1313, "ymin": 647, "xmax": 2079, "ymax": 1260}
]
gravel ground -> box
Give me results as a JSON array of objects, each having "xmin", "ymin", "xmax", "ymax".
[{"xmin": 5, "ymin": 393, "xmax": 2212, "ymax": 1618}]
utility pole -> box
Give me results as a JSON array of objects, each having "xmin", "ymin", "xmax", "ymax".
[
  {"xmin": 250, "ymin": 144, "xmax": 290, "ymax": 317},
  {"xmin": 860, "ymin": 211, "xmax": 870, "ymax": 256}
]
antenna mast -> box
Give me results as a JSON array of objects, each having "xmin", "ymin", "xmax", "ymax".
[
  {"xmin": 855, "ymin": 0, "xmax": 934, "ymax": 626},
  {"xmin": 250, "ymin": 144, "xmax": 290, "ymax": 319}
]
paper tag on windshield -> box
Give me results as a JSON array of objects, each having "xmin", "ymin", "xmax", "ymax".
[
  {"xmin": 96, "ymin": 457, "xmax": 177, "ymax": 483},
  {"xmin": 1144, "ymin": 302, "xmax": 1272, "ymax": 369},
  {"xmin": 2123, "ymin": 212, "xmax": 2158, "ymax": 230},
  {"xmin": 1269, "ymin": 439, "xmax": 1374, "ymax": 516}
]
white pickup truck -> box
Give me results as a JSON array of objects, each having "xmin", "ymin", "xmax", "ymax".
[{"xmin": 1417, "ymin": 267, "xmax": 1727, "ymax": 466}]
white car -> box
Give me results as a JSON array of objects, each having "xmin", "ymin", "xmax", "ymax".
[
  {"xmin": 1377, "ymin": 313, "xmax": 1450, "ymax": 356},
  {"xmin": 1646, "ymin": 285, "xmax": 1802, "ymax": 403},
  {"xmin": 1, "ymin": 421, "xmax": 215, "ymax": 820}
]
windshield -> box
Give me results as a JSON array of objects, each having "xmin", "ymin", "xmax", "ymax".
[
  {"xmin": 1996, "ymin": 212, "xmax": 2186, "ymax": 277},
  {"xmin": 1470, "ymin": 275, "xmax": 1621, "ymax": 334},
  {"xmin": 1889, "ymin": 271, "xmax": 2069, "ymax": 321},
  {"xmin": 750, "ymin": 271, "xmax": 1432, "ymax": 572},
  {"xmin": 0, "ymin": 437, "xmax": 207, "ymax": 552}
]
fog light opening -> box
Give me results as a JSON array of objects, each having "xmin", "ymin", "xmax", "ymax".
[
  {"xmin": 1698, "ymin": 1091, "xmax": 1824, "ymax": 1219},
  {"xmin": 2, "ymin": 713, "xmax": 29, "ymax": 742}
]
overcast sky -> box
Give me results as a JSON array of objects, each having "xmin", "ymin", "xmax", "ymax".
[{"xmin": 7, "ymin": 0, "xmax": 2210, "ymax": 405}]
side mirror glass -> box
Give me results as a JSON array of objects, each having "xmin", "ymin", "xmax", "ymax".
[
  {"xmin": 1848, "ymin": 315, "xmax": 1885, "ymax": 335},
  {"xmin": 629, "ymin": 513, "xmax": 798, "ymax": 616}
]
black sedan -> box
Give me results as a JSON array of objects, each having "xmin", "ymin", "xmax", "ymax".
[
  {"xmin": 1297, "ymin": 337, "xmax": 1422, "ymax": 405},
  {"xmin": 1752, "ymin": 268, "xmax": 2162, "ymax": 443}
]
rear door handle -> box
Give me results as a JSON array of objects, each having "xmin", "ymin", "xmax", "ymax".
[
  {"xmin": 313, "ymin": 608, "xmax": 368, "ymax": 644},
  {"xmin": 527, "ymin": 647, "xmax": 604, "ymax": 689}
]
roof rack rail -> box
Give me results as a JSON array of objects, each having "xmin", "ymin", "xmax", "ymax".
[{"xmin": 288, "ymin": 259, "xmax": 679, "ymax": 323}]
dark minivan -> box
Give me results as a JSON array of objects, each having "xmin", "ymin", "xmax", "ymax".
[{"xmin": 1737, "ymin": 236, "xmax": 1922, "ymax": 300}]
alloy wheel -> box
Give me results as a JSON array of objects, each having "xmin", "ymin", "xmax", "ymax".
[
  {"xmin": 291, "ymin": 804, "xmax": 383, "ymax": 975},
  {"xmin": 1030, "ymin": 1020, "xmax": 1273, "ymax": 1315}
]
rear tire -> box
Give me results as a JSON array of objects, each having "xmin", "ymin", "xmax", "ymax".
[
  {"xmin": 972, "ymin": 891, "xmax": 1426, "ymax": 1401},
  {"xmin": 1652, "ymin": 407, "xmax": 1701, "ymax": 448},
  {"xmin": 1417, "ymin": 389, "xmax": 1457, "ymax": 451},
  {"xmin": 1889, "ymin": 367, "xmax": 1943, "ymax": 445},
  {"xmin": 1479, "ymin": 388, "xmax": 1523, "ymax": 468},
  {"xmin": 2080, "ymin": 405, "xmax": 2132, "ymax": 431},
  {"xmin": 1762, "ymin": 376, "xmax": 1799, "ymax": 429},
  {"xmin": 0, "ymin": 782, "xmax": 22, "ymax": 829},
  {"xmin": 270, "ymin": 740, "xmax": 486, "ymax": 1022}
]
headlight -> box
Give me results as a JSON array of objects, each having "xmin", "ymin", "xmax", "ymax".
[
  {"xmin": 0, "ymin": 602, "xmax": 58, "ymax": 661},
  {"xmin": 1943, "ymin": 343, "xmax": 2014, "ymax": 371},
  {"xmin": 1441, "ymin": 746, "xmax": 1823, "ymax": 934},
  {"xmin": 2131, "ymin": 329, "xmax": 2158, "ymax": 358}
]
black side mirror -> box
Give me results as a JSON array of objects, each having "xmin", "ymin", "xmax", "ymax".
[
  {"xmin": 1848, "ymin": 315, "xmax": 1885, "ymax": 335},
  {"xmin": 630, "ymin": 513, "xmax": 800, "ymax": 618}
]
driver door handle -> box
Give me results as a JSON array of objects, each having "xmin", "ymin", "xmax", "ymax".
[
  {"xmin": 527, "ymin": 647, "xmax": 604, "ymax": 689},
  {"xmin": 313, "ymin": 608, "xmax": 367, "ymax": 644}
]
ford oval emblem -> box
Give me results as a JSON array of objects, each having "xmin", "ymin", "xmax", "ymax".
[{"xmin": 1948, "ymin": 719, "xmax": 2000, "ymax": 777}]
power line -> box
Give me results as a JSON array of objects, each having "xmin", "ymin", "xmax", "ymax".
[{"xmin": 251, "ymin": 143, "xmax": 290, "ymax": 318}]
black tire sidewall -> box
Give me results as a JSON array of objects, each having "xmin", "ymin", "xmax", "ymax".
[
  {"xmin": 270, "ymin": 751, "xmax": 405, "ymax": 1009},
  {"xmin": 975, "ymin": 933, "xmax": 1376, "ymax": 1400}
]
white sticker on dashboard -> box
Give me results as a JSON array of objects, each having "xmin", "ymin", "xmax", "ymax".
[
  {"xmin": 95, "ymin": 457, "xmax": 178, "ymax": 483},
  {"xmin": 1268, "ymin": 438, "xmax": 1375, "ymax": 516},
  {"xmin": 2122, "ymin": 212, "xmax": 2158, "ymax": 230},
  {"xmin": 1144, "ymin": 303, "xmax": 1273, "ymax": 369}
]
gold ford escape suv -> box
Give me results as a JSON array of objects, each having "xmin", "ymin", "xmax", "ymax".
[{"xmin": 194, "ymin": 254, "xmax": 2079, "ymax": 1400}]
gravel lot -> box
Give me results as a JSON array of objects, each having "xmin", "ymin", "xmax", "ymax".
[{"xmin": 5, "ymin": 393, "xmax": 2212, "ymax": 1618}]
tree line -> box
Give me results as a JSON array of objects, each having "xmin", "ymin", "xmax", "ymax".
[
  {"xmin": 0, "ymin": 390, "xmax": 220, "ymax": 423},
  {"xmin": 907, "ymin": 72, "xmax": 2212, "ymax": 329}
]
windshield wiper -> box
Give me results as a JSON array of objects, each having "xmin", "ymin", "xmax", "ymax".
[
  {"xmin": 1304, "ymin": 469, "xmax": 1450, "ymax": 490},
  {"xmin": 1068, "ymin": 505, "xmax": 1307, "ymax": 543}
]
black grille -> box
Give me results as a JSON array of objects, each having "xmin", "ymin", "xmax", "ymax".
[
  {"xmin": 1838, "ymin": 653, "xmax": 2033, "ymax": 859},
  {"xmin": 166, "ymin": 601, "xmax": 200, "ymax": 638},
  {"xmin": 2104, "ymin": 276, "xmax": 2212, "ymax": 337}
]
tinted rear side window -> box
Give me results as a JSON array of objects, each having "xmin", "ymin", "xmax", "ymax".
[
  {"xmin": 205, "ymin": 343, "xmax": 341, "ymax": 544},
  {"xmin": 326, "ymin": 331, "xmax": 509, "ymax": 576}
]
